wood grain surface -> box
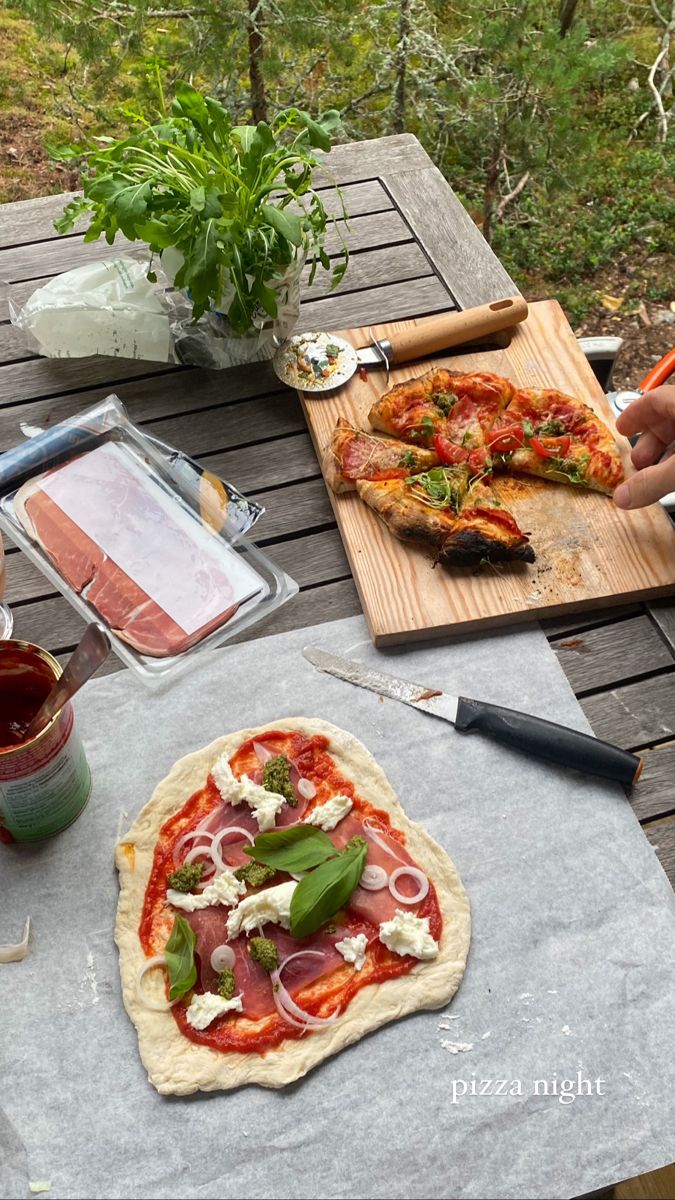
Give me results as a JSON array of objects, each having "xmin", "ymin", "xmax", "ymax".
[{"xmin": 299, "ymin": 300, "xmax": 675, "ymax": 645}]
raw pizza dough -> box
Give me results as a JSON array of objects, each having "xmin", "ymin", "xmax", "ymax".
[{"xmin": 115, "ymin": 717, "xmax": 471, "ymax": 1095}]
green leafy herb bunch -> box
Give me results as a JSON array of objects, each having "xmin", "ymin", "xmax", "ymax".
[{"xmin": 55, "ymin": 81, "xmax": 348, "ymax": 333}]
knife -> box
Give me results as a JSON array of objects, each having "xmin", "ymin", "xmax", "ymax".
[{"xmin": 303, "ymin": 646, "xmax": 643, "ymax": 788}]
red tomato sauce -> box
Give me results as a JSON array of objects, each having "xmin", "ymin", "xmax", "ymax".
[
  {"xmin": 139, "ymin": 731, "xmax": 443, "ymax": 1054},
  {"xmin": 0, "ymin": 662, "xmax": 52, "ymax": 749}
]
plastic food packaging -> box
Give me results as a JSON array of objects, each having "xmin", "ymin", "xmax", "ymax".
[
  {"xmin": 6, "ymin": 253, "xmax": 302, "ymax": 369},
  {"xmin": 0, "ymin": 397, "xmax": 297, "ymax": 686}
]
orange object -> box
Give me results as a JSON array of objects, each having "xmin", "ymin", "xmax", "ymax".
[{"xmin": 639, "ymin": 348, "xmax": 675, "ymax": 393}]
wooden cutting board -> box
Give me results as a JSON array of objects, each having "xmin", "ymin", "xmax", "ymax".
[{"xmin": 299, "ymin": 300, "xmax": 675, "ymax": 645}]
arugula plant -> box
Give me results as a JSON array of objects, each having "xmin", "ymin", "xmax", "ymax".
[{"xmin": 54, "ymin": 81, "xmax": 349, "ymax": 332}]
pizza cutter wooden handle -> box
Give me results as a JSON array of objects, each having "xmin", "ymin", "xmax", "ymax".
[{"xmin": 387, "ymin": 296, "xmax": 529, "ymax": 365}]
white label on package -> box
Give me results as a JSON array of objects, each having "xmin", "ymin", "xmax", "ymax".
[{"xmin": 39, "ymin": 443, "xmax": 262, "ymax": 635}]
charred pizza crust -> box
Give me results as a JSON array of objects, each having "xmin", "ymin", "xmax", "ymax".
[
  {"xmin": 115, "ymin": 718, "xmax": 471, "ymax": 1095},
  {"xmin": 356, "ymin": 476, "xmax": 534, "ymax": 565}
]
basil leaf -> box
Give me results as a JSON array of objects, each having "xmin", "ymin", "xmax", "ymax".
[
  {"xmin": 245, "ymin": 825, "xmax": 336, "ymax": 872},
  {"xmin": 290, "ymin": 839, "xmax": 367, "ymax": 939},
  {"xmin": 164, "ymin": 915, "xmax": 197, "ymax": 1001}
]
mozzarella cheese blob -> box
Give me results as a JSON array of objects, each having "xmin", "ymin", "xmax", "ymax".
[
  {"xmin": 226, "ymin": 880, "xmax": 297, "ymax": 939},
  {"xmin": 211, "ymin": 753, "xmax": 286, "ymax": 832},
  {"xmin": 186, "ymin": 991, "xmax": 243, "ymax": 1030},
  {"xmin": 304, "ymin": 793, "xmax": 353, "ymax": 831},
  {"xmin": 335, "ymin": 932, "xmax": 368, "ymax": 971},
  {"xmin": 167, "ymin": 868, "xmax": 246, "ymax": 912},
  {"xmin": 379, "ymin": 909, "xmax": 439, "ymax": 960}
]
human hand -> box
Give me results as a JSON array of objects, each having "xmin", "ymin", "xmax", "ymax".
[{"xmin": 613, "ymin": 384, "xmax": 675, "ymax": 509}]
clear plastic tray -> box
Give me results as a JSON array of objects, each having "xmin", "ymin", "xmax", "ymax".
[{"xmin": 0, "ymin": 397, "xmax": 297, "ymax": 687}]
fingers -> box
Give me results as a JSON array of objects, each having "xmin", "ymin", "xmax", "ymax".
[
  {"xmin": 631, "ymin": 429, "xmax": 668, "ymax": 469},
  {"xmin": 614, "ymin": 455, "xmax": 675, "ymax": 509},
  {"xmin": 616, "ymin": 386, "xmax": 675, "ymax": 440}
]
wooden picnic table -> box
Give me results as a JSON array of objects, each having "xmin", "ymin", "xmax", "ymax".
[{"xmin": 0, "ymin": 132, "xmax": 673, "ymax": 900}]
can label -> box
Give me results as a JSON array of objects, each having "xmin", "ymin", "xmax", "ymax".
[{"xmin": 0, "ymin": 703, "xmax": 91, "ymax": 841}]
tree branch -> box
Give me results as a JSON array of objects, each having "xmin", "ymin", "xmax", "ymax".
[{"xmin": 496, "ymin": 170, "xmax": 530, "ymax": 220}]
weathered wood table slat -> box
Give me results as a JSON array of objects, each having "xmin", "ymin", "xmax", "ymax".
[{"xmin": 0, "ymin": 134, "xmax": 673, "ymax": 903}]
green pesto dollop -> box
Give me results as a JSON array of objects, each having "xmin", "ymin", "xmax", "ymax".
[
  {"xmin": 262, "ymin": 754, "xmax": 297, "ymax": 807},
  {"xmin": 217, "ymin": 967, "xmax": 236, "ymax": 1000},
  {"xmin": 167, "ymin": 862, "xmax": 204, "ymax": 893},
  {"xmin": 234, "ymin": 861, "xmax": 278, "ymax": 888},
  {"xmin": 248, "ymin": 936, "xmax": 280, "ymax": 974},
  {"xmin": 346, "ymin": 835, "xmax": 367, "ymax": 853}
]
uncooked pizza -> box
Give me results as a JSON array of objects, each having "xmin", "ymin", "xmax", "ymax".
[
  {"xmin": 115, "ymin": 719, "xmax": 470, "ymax": 1094},
  {"xmin": 326, "ymin": 368, "xmax": 625, "ymax": 565}
]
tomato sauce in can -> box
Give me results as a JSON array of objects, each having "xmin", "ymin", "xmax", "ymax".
[{"xmin": 0, "ymin": 640, "xmax": 91, "ymax": 842}]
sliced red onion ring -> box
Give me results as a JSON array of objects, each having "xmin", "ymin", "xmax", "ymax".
[
  {"xmin": 253, "ymin": 740, "xmax": 276, "ymax": 765},
  {"xmin": 388, "ymin": 866, "xmax": 429, "ymax": 905},
  {"xmin": 270, "ymin": 950, "xmax": 340, "ymax": 1030},
  {"xmin": 174, "ymin": 827, "xmax": 214, "ymax": 861},
  {"xmin": 211, "ymin": 825, "xmax": 255, "ymax": 872},
  {"xmin": 360, "ymin": 864, "xmax": 388, "ymax": 891},
  {"xmin": 135, "ymin": 955, "xmax": 179, "ymax": 1012},
  {"xmin": 297, "ymin": 777, "xmax": 317, "ymax": 800},
  {"xmin": 210, "ymin": 944, "xmax": 236, "ymax": 972},
  {"xmin": 184, "ymin": 844, "xmax": 216, "ymax": 869},
  {"xmin": 363, "ymin": 819, "xmax": 407, "ymax": 865}
]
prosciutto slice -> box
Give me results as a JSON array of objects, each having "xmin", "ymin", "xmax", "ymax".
[
  {"xmin": 15, "ymin": 445, "xmax": 261, "ymax": 658},
  {"xmin": 186, "ymin": 909, "xmax": 363, "ymax": 1019},
  {"xmin": 332, "ymin": 811, "xmax": 419, "ymax": 925}
]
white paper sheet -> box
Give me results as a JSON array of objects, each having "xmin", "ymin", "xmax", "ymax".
[{"xmin": 1, "ymin": 614, "xmax": 674, "ymax": 1200}]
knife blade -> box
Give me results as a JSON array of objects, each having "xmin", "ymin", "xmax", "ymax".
[{"xmin": 303, "ymin": 646, "xmax": 643, "ymax": 788}]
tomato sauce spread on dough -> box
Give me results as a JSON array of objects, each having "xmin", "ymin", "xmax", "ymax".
[{"xmin": 139, "ymin": 731, "xmax": 442, "ymax": 1054}]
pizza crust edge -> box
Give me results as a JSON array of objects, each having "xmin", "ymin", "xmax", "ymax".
[{"xmin": 115, "ymin": 717, "xmax": 471, "ymax": 1095}]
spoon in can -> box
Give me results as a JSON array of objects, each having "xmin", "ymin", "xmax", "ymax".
[{"xmin": 25, "ymin": 623, "xmax": 110, "ymax": 741}]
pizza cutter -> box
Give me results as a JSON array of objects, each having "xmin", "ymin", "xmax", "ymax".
[{"xmin": 272, "ymin": 296, "xmax": 529, "ymax": 393}]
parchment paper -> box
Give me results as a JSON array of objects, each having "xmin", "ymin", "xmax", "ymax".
[{"xmin": 2, "ymin": 614, "xmax": 674, "ymax": 1200}]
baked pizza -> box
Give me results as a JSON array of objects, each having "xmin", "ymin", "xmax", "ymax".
[
  {"xmin": 487, "ymin": 387, "xmax": 624, "ymax": 493},
  {"xmin": 325, "ymin": 367, "xmax": 624, "ymax": 566},
  {"xmin": 356, "ymin": 470, "xmax": 534, "ymax": 565},
  {"xmin": 368, "ymin": 368, "xmax": 515, "ymax": 473},
  {"xmin": 325, "ymin": 417, "xmax": 439, "ymax": 493},
  {"xmin": 115, "ymin": 719, "xmax": 470, "ymax": 1094}
]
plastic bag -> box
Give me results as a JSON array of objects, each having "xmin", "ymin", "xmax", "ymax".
[{"xmin": 6, "ymin": 252, "xmax": 303, "ymax": 369}]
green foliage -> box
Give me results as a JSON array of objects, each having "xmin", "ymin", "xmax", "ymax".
[
  {"xmin": 54, "ymin": 83, "xmax": 348, "ymax": 328},
  {"xmin": 5, "ymin": 0, "xmax": 674, "ymax": 314}
]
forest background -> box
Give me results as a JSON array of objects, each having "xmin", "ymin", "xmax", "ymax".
[{"xmin": 1, "ymin": 0, "xmax": 673, "ymax": 385}]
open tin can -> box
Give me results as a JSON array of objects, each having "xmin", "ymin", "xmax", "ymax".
[{"xmin": 0, "ymin": 640, "xmax": 91, "ymax": 841}]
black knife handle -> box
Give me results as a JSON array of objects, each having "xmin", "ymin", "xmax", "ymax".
[{"xmin": 455, "ymin": 696, "xmax": 643, "ymax": 787}]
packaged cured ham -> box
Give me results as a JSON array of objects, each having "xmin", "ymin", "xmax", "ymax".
[{"xmin": 0, "ymin": 397, "xmax": 297, "ymax": 685}]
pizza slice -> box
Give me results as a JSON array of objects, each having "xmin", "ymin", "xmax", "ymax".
[
  {"xmin": 115, "ymin": 719, "xmax": 470, "ymax": 1094},
  {"xmin": 488, "ymin": 388, "xmax": 624, "ymax": 494},
  {"xmin": 324, "ymin": 417, "xmax": 439, "ymax": 493},
  {"xmin": 356, "ymin": 466, "xmax": 534, "ymax": 565},
  {"xmin": 368, "ymin": 368, "xmax": 515, "ymax": 474}
]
